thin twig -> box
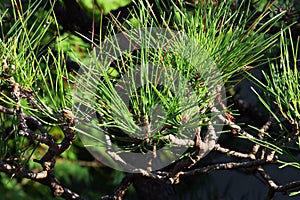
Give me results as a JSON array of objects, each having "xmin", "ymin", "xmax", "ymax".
[
  {"xmin": 214, "ymin": 144, "xmax": 251, "ymax": 159},
  {"xmin": 180, "ymin": 157, "xmax": 276, "ymax": 178}
]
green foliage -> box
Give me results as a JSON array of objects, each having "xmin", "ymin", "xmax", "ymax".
[
  {"xmin": 0, "ymin": 1, "xmax": 70, "ymax": 114},
  {"xmin": 0, "ymin": 1, "xmax": 94, "ymax": 199},
  {"xmin": 249, "ymin": 28, "xmax": 300, "ymax": 196},
  {"xmin": 252, "ymin": 29, "xmax": 299, "ymax": 133},
  {"xmin": 55, "ymin": 160, "xmax": 91, "ymax": 185},
  {"xmin": 83, "ymin": 0, "xmax": 132, "ymax": 13},
  {"xmin": 170, "ymin": 0, "xmax": 284, "ymax": 78},
  {"xmin": 1, "ymin": 0, "xmax": 300, "ymax": 199},
  {"xmin": 72, "ymin": 0, "xmax": 287, "ymax": 172}
]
